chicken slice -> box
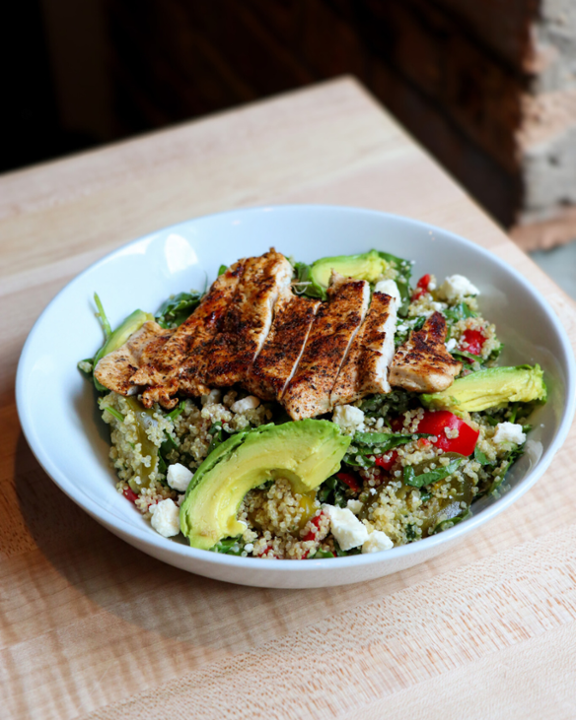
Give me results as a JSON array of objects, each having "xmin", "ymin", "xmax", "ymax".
[
  {"xmin": 204, "ymin": 249, "xmax": 293, "ymax": 388},
  {"xmin": 330, "ymin": 291, "xmax": 397, "ymax": 406},
  {"xmin": 282, "ymin": 274, "xmax": 370, "ymax": 420},
  {"xmin": 131, "ymin": 259, "xmax": 246, "ymax": 408},
  {"xmin": 94, "ymin": 321, "xmax": 173, "ymax": 397},
  {"xmin": 244, "ymin": 293, "xmax": 321, "ymax": 401},
  {"xmin": 359, "ymin": 291, "xmax": 398, "ymax": 396},
  {"xmin": 389, "ymin": 311, "xmax": 461, "ymax": 393}
]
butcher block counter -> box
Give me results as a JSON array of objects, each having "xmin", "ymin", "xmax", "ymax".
[{"xmin": 2, "ymin": 77, "xmax": 576, "ymax": 719}]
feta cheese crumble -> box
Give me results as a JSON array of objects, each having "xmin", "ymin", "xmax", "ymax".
[
  {"xmin": 332, "ymin": 404, "xmax": 365, "ymax": 435},
  {"xmin": 362, "ymin": 530, "xmax": 394, "ymax": 554},
  {"xmin": 445, "ymin": 338, "xmax": 457, "ymax": 352},
  {"xmin": 493, "ymin": 422, "xmax": 526, "ymax": 446},
  {"xmin": 438, "ymin": 274, "xmax": 480, "ymax": 302},
  {"xmin": 374, "ymin": 278, "xmax": 401, "ymax": 305},
  {"xmin": 150, "ymin": 498, "xmax": 181, "ymax": 537},
  {"xmin": 166, "ymin": 463, "xmax": 193, "ymax": 492},
  {"xmin": 322, "ymin": 504, "xmax": 369, "ymax": 550},
  {"xmin": 347, "ymin": 499, "xmax": 363, "ymax": 515},
  {"xmin": 231, "ymin": 395, "xmax": 261, "ymax": 413}
]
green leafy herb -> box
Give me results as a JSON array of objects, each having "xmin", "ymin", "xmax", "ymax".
[
  {"xmin": 166, "ymin": 400, "xmax": 187, "ymax": 421},
  {"xmin": 103, "ymin": 406, "xmax": 125, "ymax": 423},
  {"xmin": 403, "ymin": 458, "xmax": 463, "ymax": 488},
  {"xmin": 317, "ymin": 475, "xmax": 348, "ymax": 507},
  {"xmin": 155, "ymin": 291, "xmax": 202, "ymax": 328},
  {"xmin": 444, "ymin": 302, "xmax": 477, "ymax": 323},
  {"xmin": 94, "ymin": 292, "xmax": 112, "ymax": 338},
  {"xmin": 207, "ymin": 421, "xmax": 226, "ymax": 454},
  {"xmin": 373, "ymin": 250, "xmax": 413, "ymax": 316},
  {"xmin": 292, "ymin": 262, "xmax": 328, "ymax": 301},
  {"xmin": 212, "ymin": 537, "xmax": 244, "ymax": 555},
  {"xmin": 217, "ymin": 264, "xmax": 228, "ymax": 276},
  {"xmin": 474, "ymin": 445, "xmax": 495, "ymax": 466},
  {"xmin": 451, "ymin": 350, "xmax": 481, "ymax": 365}
]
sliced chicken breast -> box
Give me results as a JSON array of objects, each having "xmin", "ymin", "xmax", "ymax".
[
  {"xmin": 94, "ymin": 321, "xmax": 173, "ymax": 397},
  {"xmin": 244, "ymin": 293, "xmax": 321, "ymax": 401},
  {"xmin": 283, "ymin": 274, "xmax": 370, "ymax": 420},
  {"xmin": 359, "ymin": 291, "xmax": 398, "ymax": 396},
  {"xmin": 389, "ymin": 311, "xmax": 461, "ymax": 393},
  {"xmin": 330, "ymin": 291, "xmax": 397, "ymax": 406},
  {"xmin": 131, "ymin": 259, "xmax": 246, "ymax": 408},
  {"xmin": 204, "ymin": 249, "xmax": 293, "ymax": 388}
]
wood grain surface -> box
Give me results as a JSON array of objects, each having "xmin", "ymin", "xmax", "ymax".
[{"xmin": 1, "ymin": 77, "xmax": 575, "ymax": 720}]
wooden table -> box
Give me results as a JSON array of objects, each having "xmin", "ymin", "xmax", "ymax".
[{"xmin": 2, "ymin": 77, "xmax": 576, "ymax": 720}]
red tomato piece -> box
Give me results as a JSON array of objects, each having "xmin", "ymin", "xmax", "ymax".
[
  {"xmin": 302, "ymin": 514, "xmax": 323, "ymax": 542},
  {"xmin": 337, "ymin": 471, "xmax": 362, "ymax": 493},
  {"xmin": 460, "ymin": 329, "xmax": 485, "ymax": 357},
  {"xmin": 412, "ymin": 273, "xmax": 431, "ymax": 301},
  {"xmin": 416, "ymin": 410, "xmax": 479, "ymax": 456},
  {"xmin": 375, "ymin": 450, "xmax": 398, "ymax": 471},
  {"xmin": 123, "ymin": 486, "xmax": 138, "ymax": 504}
]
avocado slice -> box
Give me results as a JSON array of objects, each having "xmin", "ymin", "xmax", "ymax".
[
  {"xmin": 421, "ymin": 364, "xmax": 547, "ymax": 413},
  {"xmin": 93, "ymin": 308, "xmax": 154, "ymax": 390},
  {"xmin": 180, "ymin": 420, "xmax": 351, "ymax": 550},
  {"xmin": 308, "ymin": 249, "xmax": 412, "ymax": 315}
]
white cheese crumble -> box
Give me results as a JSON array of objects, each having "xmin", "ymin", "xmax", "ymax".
[
  {"xmin": 201, "ymin": 388, "xmax": 222, "ymax": 406},
  {"xmin": 150, "ymin": 499, "xmax": 181, "ymax": 537},
  {"xmin": 374, "ymin": 278, "xmax": 401, "ymax": 305},
  {"xmin": 362, "ymin": 530, "xmax": 394, "ymax": 554},
  {"xmin": 493, "ymin": 422, "xmax": 526, "ymax": 446},
  {"xmin": 332, "ymin": 404, "xmax": 365, "ymax": 435},
  {"xmin": 230, "ymin": 395, "xmax": 261, "ymax": 413},
  {"xmin": 438, "ymin": 274, "xmax": 480, "ymax": 302},
  {"xmin": 166, "ymin": 463, "xmax": 193, "ymax": 492},
  {"xmin": 347, "ymin": 499, "xmax": 363, "ymax": 515},
  {"xmin": 322, "ymin": 504, "xmax": 369, "ymax": 550},
  {"xmin": 445, "ymin": 338, "xmax": 457, "ymax": 352}
]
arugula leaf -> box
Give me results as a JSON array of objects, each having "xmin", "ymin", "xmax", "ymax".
[
  {"xmin": 403, "ymin": 458, "xmax": 463, "ymax": 488},
  {"xmin": 292, "ymin": 262, "xmax": 328, "ymax": 301},
  {"xmin": 217, "ymin": 264, "xmax": 228, "ymax": 276},
  {"xmin": 166, "ymin": 400, "xmax": 187, "ymax": 421},
  {"xmin": 155, "ymin": 291, "xmax": 202, "ymax": 328},
  {"xmin": 451, "ymin": 350, "xmax": 481, "ymax": 365},
  {"xmin": 343, "ymin": 447, "xmax": 376, "ymax": 469}
]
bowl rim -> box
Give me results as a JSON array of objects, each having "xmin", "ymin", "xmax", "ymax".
[{"xmin": 16, "ymin": 203, "xmax": 576, "ymax": 574}]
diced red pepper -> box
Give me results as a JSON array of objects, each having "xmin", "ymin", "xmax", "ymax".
[
  {"xmin": 302, "ymin": 514, "xmax": 323, "ymax": 542},
  {"xmin": 460, "ymin": 329, "xmax": 486, "ymax": 357},
  {"xmin": 375, "ymin": 450, "xmax": 399, "ymax": 471},
  {"xmin": 257, "ymin": 544, "xmax": 274, "ymax": 557},
  {"xmin": 412, "ymin": 273, "xmax": 432, "ymax": 301},
  {"xmin": 416, "ymin": 410, "xmax": 479, "ymax": 456},
  {"xmin": 123, "ymin": 486, "xmax": 138, "ymax": 504},
  {"xmin": 337, "ymin": 471, "xmax": 362, "ymax": 493}
]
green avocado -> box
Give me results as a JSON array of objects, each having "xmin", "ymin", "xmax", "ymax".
[
  {"xmin": 93, "ymin": 309, "xmax": 154, "ymax": 390},
  {"xmin": 422, "ymin": 364, "xmax": 547, "ymax": 413},
  {"xmin": 180, "ymin": 420, "xmax": 351, "ymax": 550},
  {"xmin": 310, "ymin": 249, "xmax": 390, "ymax": 287},
  {"xmin": 307, "ymin": 249, "xmax": 412, "ymax": 315}
]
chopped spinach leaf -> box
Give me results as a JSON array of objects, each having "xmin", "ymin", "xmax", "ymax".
[
  {"xmin": 474, "ymin": 445, "xmax": 495, "ymax": 466},
  {"xmin": 155, "ymin": 291, "xmax": 202, "ymax": 328},
  {"xmin": 212, "ymin": 537, "xmax": 244, "ymax": 555},
  {"xmin": 403, "ymin": 458, "xmax": 463, "ymax": 488},
  {"xmin": 317, "ymin": 475, "xmax": 349, "ymax": 507},
  {"xmin": 166, "ymin": 400, "xmax": 187, "ymax": 421},
  {"xmin": 443, "ymin": 302, "xmax": 477, "ymax": 323},
  {"xmin": 217, "ymin": 264, "xmax": 228, "ymax": 276},
  {"xmin": 431, "ymin": 508, "xmax": 472, "ymax": 535},
  {"xmin": 353, "ymin": 430, "xmax": 430, "ymax": 452},
  {"xmin": 307, "ymin": 549, "xmax": 336, "ymax": 559}
]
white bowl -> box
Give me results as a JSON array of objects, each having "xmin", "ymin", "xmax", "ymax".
[{"xmin": 16, "ymin": 205, "xmax": 576, "ymax": 588}]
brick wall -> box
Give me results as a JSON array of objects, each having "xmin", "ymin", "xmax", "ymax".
[{"xmin": 101, "ymin": 0, "xmax": 575, "ymax": 245}]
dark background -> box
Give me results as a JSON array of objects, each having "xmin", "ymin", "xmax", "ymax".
[{"xmin": 1, "ymin": 0, "xmax": 535, "ymax": 226}]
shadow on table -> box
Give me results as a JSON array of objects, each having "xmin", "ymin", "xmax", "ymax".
[{"xmin": 13, "ymin": 431, "xmax": 376, "ymax": 656}]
